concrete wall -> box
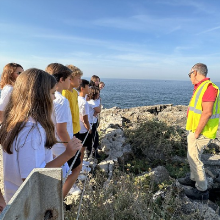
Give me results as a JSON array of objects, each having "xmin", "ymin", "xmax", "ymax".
[{"xmin": 0, "ymin": 168, "xmax": 63, "ymax": 220}]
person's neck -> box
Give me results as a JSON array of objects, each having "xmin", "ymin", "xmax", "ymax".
[
  {"xmin": 68, "ymin": 85, "xmax": 74, "ymax": 92},
  {"xmin": 56, "ymin": 84, "xmax": 63, "ymax": 94},
  {"xmin": 195, "ymin": 76, "xmax": 206, "ymax": 84},
  {"xmin": 79, "ymin": 92, "xmax": 87, "ymax": 98}
]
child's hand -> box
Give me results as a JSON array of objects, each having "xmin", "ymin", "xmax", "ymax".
[
  {"xmin": 0, "ymin": 196, "xmax": 6, "ymax": 213},
  {"xmin": 66, "ymin": 137, "xmax": 82, "ymax": 156},
  {"xmin": 0, "ymin": 204, "xmax": 5, "ymax": 213}
]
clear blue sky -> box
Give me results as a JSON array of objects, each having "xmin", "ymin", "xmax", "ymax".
[{"xmin": 1, "ymin": 0, "xmax": 220, "ymax": 81}]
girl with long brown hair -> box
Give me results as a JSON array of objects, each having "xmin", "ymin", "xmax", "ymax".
[
  {"xmin": 87, "ymin": 86, "xmax": 101, "ymax": 158},
  {"xmin": 0, "ymin": 68, "xmax": 82, "ymax": 203},
  {"xmin": 89, "ymin": 75, "xmax": 100, "ymax": 87},
  {"xmin": 0, "ymin": 63, "xmax": 24, "ymax": 123}
]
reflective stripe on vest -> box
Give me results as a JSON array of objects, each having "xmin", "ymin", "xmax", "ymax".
[
  {"xmin": 186, "ymin": 80, "xmax": 220, "ymax": 139},
  {"xmin": 189, "ymin": 81, "xmax": 219, "ymax": 119}
]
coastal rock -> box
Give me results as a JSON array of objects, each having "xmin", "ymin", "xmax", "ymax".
[
  {"xmin": 202, "ymin": 154, "xmax": 220, "ymax": 166},
  {"xmin": 157, "ymin": 109, "xmax": 187, "ymax": 128},
  {"xmin": 97, "ymin": 159, "xmax": 115, "ymax": 173},
  {"xmin": 100, "ymin": 128, "xmax": 133, "ymax": 162},
  {"xmin": 149, "ymin": 166, "xmax": 170, "ymax": 184}
]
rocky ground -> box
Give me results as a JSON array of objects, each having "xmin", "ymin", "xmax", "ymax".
[
  {"xmin": 2, "ymin": 104, "xmax": 220, "ymax": 219},
  {"xmin": 93, "ymin": 104, "xmax": 220, "ymax": 219}
]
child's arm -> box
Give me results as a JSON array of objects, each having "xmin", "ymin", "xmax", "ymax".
[
  {"xmin": 45, "ymin": 136, "xmax": 82, "ymax": 168},
  {"xmin": 0, "ymin": 111, "xmax": 4, "ymax": 124},
  {"xmin": 83, "ymin": 115, "xmax": 91, "ymax": 132},
  {"xmin": 56, "ymin": 122, "xmax": 70, "ymax": 147},
  {"xmin": 93, "ymin": 98, "xmax": 101, "ymax": 116},
  {"xmin": 0, "ymin": 189, "xmax": 6, "ymax": 213},
  {"xmin": 21, "ymin": 137, "xmax": 82, "ymax": 180},
  {"xmin": 94, "ymin": 105, "xmax": 101, "ymax": 114}
]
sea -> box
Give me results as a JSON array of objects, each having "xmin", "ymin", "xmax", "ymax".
[{"xmin": 99, "ymin": 78, "xmax": 220, "ymax": 109}]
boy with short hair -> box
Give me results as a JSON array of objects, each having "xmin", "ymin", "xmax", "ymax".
[
  {"xmin": 76, "ymin": 79, "xmax": 92, "ymax": 161},
  {"xmin": 45, "ymin": 63, "xmax": 82, "ymax": 197}
]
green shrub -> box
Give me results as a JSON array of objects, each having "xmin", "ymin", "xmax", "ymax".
[{"xmin": 124, "ymin": 120, "xmax": 187, "ymax": 160}]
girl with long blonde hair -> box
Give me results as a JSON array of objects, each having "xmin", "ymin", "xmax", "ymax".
[{"xmin": 0, "ymin": 68, "xmax": 82, "ymax": 203}]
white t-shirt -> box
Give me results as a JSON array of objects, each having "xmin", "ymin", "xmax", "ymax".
[
  {"xmin": 52, "ymin": 91, "xmax": 73, "ymax": 156},
  {"xmin": 87, "ymin": 99, "xmax": 100, "ymax": 124},
  {"xmin": 3, "ymin": 117, "xmax": 53, "ymax": 203},
  {"xmin": 0, "ymin": 85, "xmax": 13, "ymax": 111},
  {"xmin": 78, "ymin": 96, "xmax": 89, "ymax": 134}
]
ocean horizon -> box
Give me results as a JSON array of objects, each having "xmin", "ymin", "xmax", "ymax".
[{"xmin": 98, "ymin": 78, "xmax": 220, "ymax": 109}]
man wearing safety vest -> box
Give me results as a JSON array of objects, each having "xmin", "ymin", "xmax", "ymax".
[{"xmin": 178, "ymin": 63, "xmax": 220, "ymax": 200}]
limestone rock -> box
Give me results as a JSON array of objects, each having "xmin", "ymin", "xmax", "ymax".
[
  {"xmin": 148, "ymin": 166, "xmax": 170, "ymax": 184},
  {"xmin": 202, "ymin": 154, "xmax": 220, "ymax": 166}
]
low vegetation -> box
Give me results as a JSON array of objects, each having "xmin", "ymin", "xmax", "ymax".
[{"xmin": 65, "ymin": 120, "xmax": 211, "ymax": 220}]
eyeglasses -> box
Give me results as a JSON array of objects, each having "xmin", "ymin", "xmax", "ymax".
[{"xmin": 188, "ymin": 70, "xmax": 194, "ymax": 78}]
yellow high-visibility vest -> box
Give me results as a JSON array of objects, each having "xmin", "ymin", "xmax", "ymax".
[{"xmin": 186, "ymin": 80, "xmax": 220, "ymax": 139}]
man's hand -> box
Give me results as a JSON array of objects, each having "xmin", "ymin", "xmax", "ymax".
[{"xmin": 194, "ymin": 133, "xmax": 200, "ymax": 139}]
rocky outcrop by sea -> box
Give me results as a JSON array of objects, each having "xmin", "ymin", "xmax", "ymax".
[{"xmin": 95, "ymin": 104, "xmax": 220, "ymax": 219}]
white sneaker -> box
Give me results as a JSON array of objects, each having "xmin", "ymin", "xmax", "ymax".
[
  {"xmin": 81, "ymin": 165, "xmax": 91, "ymax": 173},
  {"xmin": 68, "ymin": 185, "xmax": 81, "ymax": 195},
  {"xmin": 78, "ymin": 173, "xmax": 87, "ymax": 181}
]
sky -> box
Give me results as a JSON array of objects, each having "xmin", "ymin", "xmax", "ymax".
[{"xmin": 1, "ymin": 0, "xmax": 220, "ymax": 81}]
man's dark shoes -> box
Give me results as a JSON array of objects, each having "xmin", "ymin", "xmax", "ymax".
[
  {"xmin": 178, "ymin": 176, "xmax": 196, "ymax": 187},
  {"xmin": 184, "ymin": 188, "xmax": 209, "ymax": 200}
]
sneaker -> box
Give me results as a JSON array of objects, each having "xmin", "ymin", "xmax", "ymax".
[
  {"xmin": 178, "ymin": 176, "xmax": 196, "ymax": 187},
  {"xmin": 81, "ymin": 165, "xmax": 91, "ymax": 173},
  {"xmin": 68, "ymin": 185, "xmax": 81, "ymax": 196},
  {"xmin": 184, "ymin": 188, "xmax": 209, "ymax": 200},
  {"xmin": 78, "ymin": 173, "xmax": 87, "ymax": 181},
  {"xmin": 83, "ymin": 160, "xmax": 90, "ymax": 166}
]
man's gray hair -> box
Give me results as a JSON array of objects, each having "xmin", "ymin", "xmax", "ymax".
[{"xmin": 192, "ymin": 63, "xmax": 208, "ymax": 77}]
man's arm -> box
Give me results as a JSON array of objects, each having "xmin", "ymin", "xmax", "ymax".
[{"xmin": 194, "ymin": 101, "xmax": 214, "ymax": 138}]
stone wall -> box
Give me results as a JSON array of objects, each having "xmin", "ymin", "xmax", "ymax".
[{"xmin": 0, "ymin": 168, "xmax": 63, "ymax": 220}]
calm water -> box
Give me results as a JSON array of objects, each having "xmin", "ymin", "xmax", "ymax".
[
  {"xmin": 1, "ymin": 78, "xmax": 219, "ymax": 109},
  {"xmin": 99, "ymin": 79, "xmax": 220, "ymax": 109}
]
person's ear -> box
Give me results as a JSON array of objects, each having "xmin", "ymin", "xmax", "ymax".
[{"xmin": 60, "ymin": 77, "xmax": 64, "ymax": 83}]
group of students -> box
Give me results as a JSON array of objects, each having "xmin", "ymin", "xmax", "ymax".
[{"xmin": 0, "ymin": 62, "xmax": 105, "ymax": 213}]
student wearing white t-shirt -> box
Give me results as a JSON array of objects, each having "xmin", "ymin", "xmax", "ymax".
[
  {"xmin": 76, "ymin": 79, "xmax": 92, "ymax": 160},
  {"xmin": 87, "ymin": 86, "xmax": 101, "ymax": 158},
  {"xmin": 0, "ymin": 63, "xmax": 24, "ymax": 123},
  {"xmin": 46, "ymin": 63, "xmax": 82, "ymax": 197},
  {"xmin": 0, "ymin": 69, "xmax": 82, "ymax": 203}
]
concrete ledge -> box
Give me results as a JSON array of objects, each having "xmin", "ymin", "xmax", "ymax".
[{"xmin": 0, "ymin": 168, "xmax": 63, "ymax": 220}]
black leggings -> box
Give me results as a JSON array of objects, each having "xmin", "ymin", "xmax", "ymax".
[{"xmin": 92, "ymin": 122, "xmax": 99, "ymax": 150}]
